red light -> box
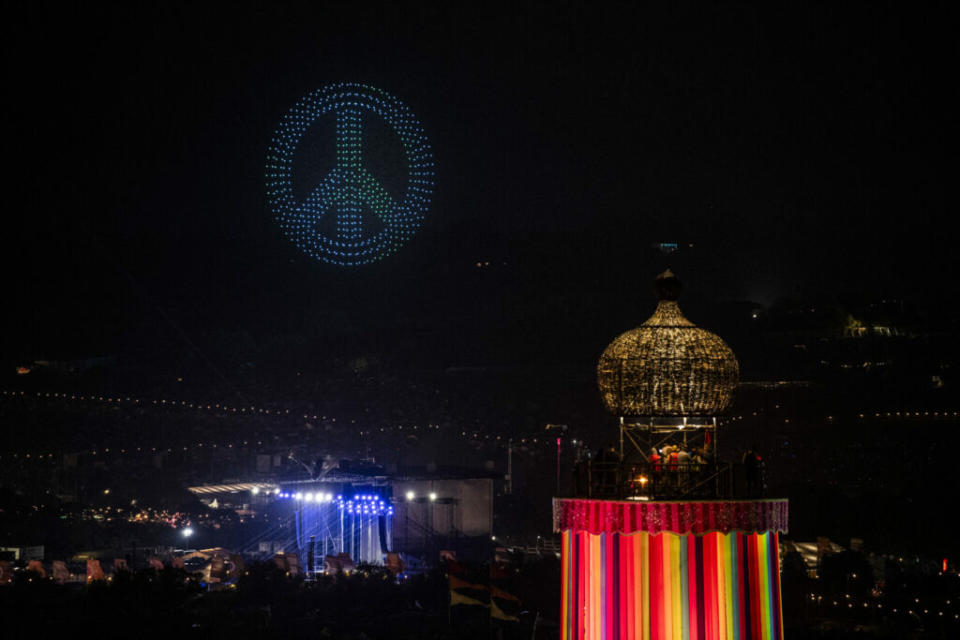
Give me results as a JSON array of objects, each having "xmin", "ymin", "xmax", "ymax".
[
  {"xmin": 944, "ymin": 558, "xmax": 949, "ymax": 572},
  {"xmin": 556, "ymin": 437, "xmax": 562, "ymax": 446}
]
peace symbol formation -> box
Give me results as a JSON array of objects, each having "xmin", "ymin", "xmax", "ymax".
[{"xmin": 266, "ymin": 83, "xmax": 435, "ymax": 266}]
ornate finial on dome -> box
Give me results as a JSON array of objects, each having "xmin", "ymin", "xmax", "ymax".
[{"xmin": 654, "ymin": 269, "xmax": 682, "ymax": 301}]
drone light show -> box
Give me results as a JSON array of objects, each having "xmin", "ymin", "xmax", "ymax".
[{"xmin": 265, "ymin": 82, "xmax": 435, "ymax": 266}]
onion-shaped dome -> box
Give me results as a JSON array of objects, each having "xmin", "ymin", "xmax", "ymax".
[{"xmin": 597, "ymin": 270, "xmax": 739, "ymax": 417}]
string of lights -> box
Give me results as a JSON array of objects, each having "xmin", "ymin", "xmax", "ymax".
[
  {"xmin": 2, "ymin": 387, "xmax": 957, "ymax": 463},
  {"xmin": 0, "ymin": 388, "xmax": 563, "ymax": 459},
  {"xmin": 5, "ymin": 389, "xmax": 953, "ymax": 427},
  {"xmin": 803, "ymin": 591, "xmax": 960, "ymax": 621}
]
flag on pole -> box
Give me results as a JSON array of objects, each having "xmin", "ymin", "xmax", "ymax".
[
  {"xmin": 27, "ymin": 559, "xmax": 46, "ymax": 578},
  {"xmin": 490, "ymin": 585, "xmax": 521, "ymax": 622},
  {"xmin": 52, "ymin": 561, "xmax": 69, "ymax": 584},
  {"xmin": 449, "ymin": 574, "xmax": 490, "ymax": 608},
  {"xmin": 86, "ymin": 558, "xmax": 104, "ymax": 582}
]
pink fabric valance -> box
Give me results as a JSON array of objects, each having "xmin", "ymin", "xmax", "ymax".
[{"xmin": 553, "ymin": 498, "xmax": 788, "ymax": 535}]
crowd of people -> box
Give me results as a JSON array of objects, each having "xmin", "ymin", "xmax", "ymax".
[
  {"xmin": 648, "ymin": 442, "xmax": 714, "ymax": 470},
  {"xmin": 640, "ymin": 442, "xmax": 718, "ymax": 496}
]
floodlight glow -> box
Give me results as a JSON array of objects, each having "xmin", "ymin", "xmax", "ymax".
[
  {"xmin": 405, "ymin": 491, "xmax": 415, "ymax": 501},
  {"xmin": 304, "ymin": 493, "xmax": 314, "ymax": 502},
  {"xmin": 182, "ymin": 527, "xmax": 194, "ymax": 538},
  {"xmin": 294, "ymin": 492, "xmax": 303, "ymax": 500},
  {"xmin": 251, "ymin": 487, "xmax": 260, "ymax": 495},
  {"xmin": 266, "ymin": 83, "xmax": 435, "ymax": 266},
  {"xmin": 429, "ymin": 492, "xmax": 437, "ymax": 502}
]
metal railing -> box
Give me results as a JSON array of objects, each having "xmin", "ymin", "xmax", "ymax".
[{"xmin": 574, "ymin": 460, "xmax": 750, "ymax": 500}]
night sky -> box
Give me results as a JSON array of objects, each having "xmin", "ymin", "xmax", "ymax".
[{"xmin": 4, "ymin": 2, "xmax": 956, "ymax": 368}]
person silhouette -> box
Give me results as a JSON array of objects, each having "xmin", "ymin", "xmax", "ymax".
[{"xmin": 743, "ymin": 445, "xmax": 762, "ymax": 497}]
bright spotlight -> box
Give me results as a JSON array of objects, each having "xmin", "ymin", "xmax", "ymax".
[
  {"xmin": 429, "ymin": 492, "xmax": 437, "ymax": 502},
  {"xmin": 182, "ymin": 527, "xmax": 194, "ymax": 538},
  {"xmin": 405, "ymin": 491, "xmax": 415, "ymax": 501},
  {"xmin": 251, "ymin": 487, "xmax": 260, "ymax": 495},
  {"xmin": 294, "ymin": 492, "xmax": 303, "ymax": 500},
  {"xmin": 305, "ymin": 493, "xmax": 314, "ymax": 502}
]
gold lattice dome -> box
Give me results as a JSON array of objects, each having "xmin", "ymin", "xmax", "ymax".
[{"xmin": 597, "ymin": 270, "xmax": 739, "ymax": 417}]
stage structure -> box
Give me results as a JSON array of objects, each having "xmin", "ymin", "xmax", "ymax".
[
  {"xmin": 277, "ymin": 480, "xmax": 393, "ymax": 571},
  {"xmin": 556, "ymin": 271, "xmax": 788, "ymax": 640},
  {"xmin": 188, "ymin": 461, "xmax": 498, "ymax": 571}
]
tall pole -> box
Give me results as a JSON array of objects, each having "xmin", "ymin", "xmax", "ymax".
[
  {"xmin": 546, "ymin": 424, "xmax": 568, "ymax": 496},
  {"xmin": 506, "ymin": 439, "xmax": 513, "ymax": 495},
  {"xmin": 556, "ymin": 437, "xmax": 562, "ymax": 496}
]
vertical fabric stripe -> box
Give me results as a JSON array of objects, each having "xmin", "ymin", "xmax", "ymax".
[
  {"xmin": 686, "ymin": 535, "xmax": 698, "ymax": 640},
  {"xmin": 715, "ymin": 533, "xmax": 728, "ymax": 640},
  {"xmin": 577, "ymin": 531, "xmax": 584, "ymax": 639},
  {"xmin": 696, "ymin": 536, "xmax": 706, "ymax": 640},
  {"xmin": 771, "ymin": 533, "xmax": 783, "ymax": 640},
  {"xmin": 671, "ymin": 535, "xmax": 682, "ymax": 640},
  {"xmin": 622, "ymin": 532, "xmax": 632, "ymax": 640},
  {"xmin": 735, "ymin": 533, "xmax": 746, "ymax": 640},
  {"xmin": 757, "ymin": 534, "xmax": 770, "ymax": 640},
  {"xmin": 594, "ymin": 534, "xmax": 602, "ymax": 640},
  {"xmin": 761, "ymin": 533, "xmax": 774, "ymax": 640},
  {"xmin": 749, "ymin": 532, "xmax": 760, "ymax": 640},
  {"xmin": 727, "ymin": 533, "xmax": 739, "ymax": 640},
  {"xmin": 680, "ymin": 536, "xmax": 690, "ymax": 640},
  {"xmin": 561, "ymin": 530, "xmax": 569, "ymax": 640},
  {"xmin": 600, "ymin": 534, "xmax": 607, "ymax": 640},
  {"xmin": 704, "ymin": 532, "xmax": 717, "ymax": 640},
  {"xmin": 604, "ymin": 533, "xmax": 613, "ymax": 640},
  {"xmin": 725, "ymin": 534, "xmax": 736, "ymax": 640},
  {"xmin": 618, "ymin": 534, "xmax": 627, "ymax": 640},
  {"xmin": 650, "ymin": 533, "xmax": 663, "ymax": 640},
  {"xmin": 741, "ymin": 533, "xmax": 752, "ymax": 640},
  {"xmin": 640, "ymin": 531, "xmax": 650, "ymax": 640}
]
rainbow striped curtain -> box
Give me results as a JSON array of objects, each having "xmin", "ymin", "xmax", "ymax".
[{"xmin": 560, "ymin": 530, "xmax": 783, "ymax": 640}]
